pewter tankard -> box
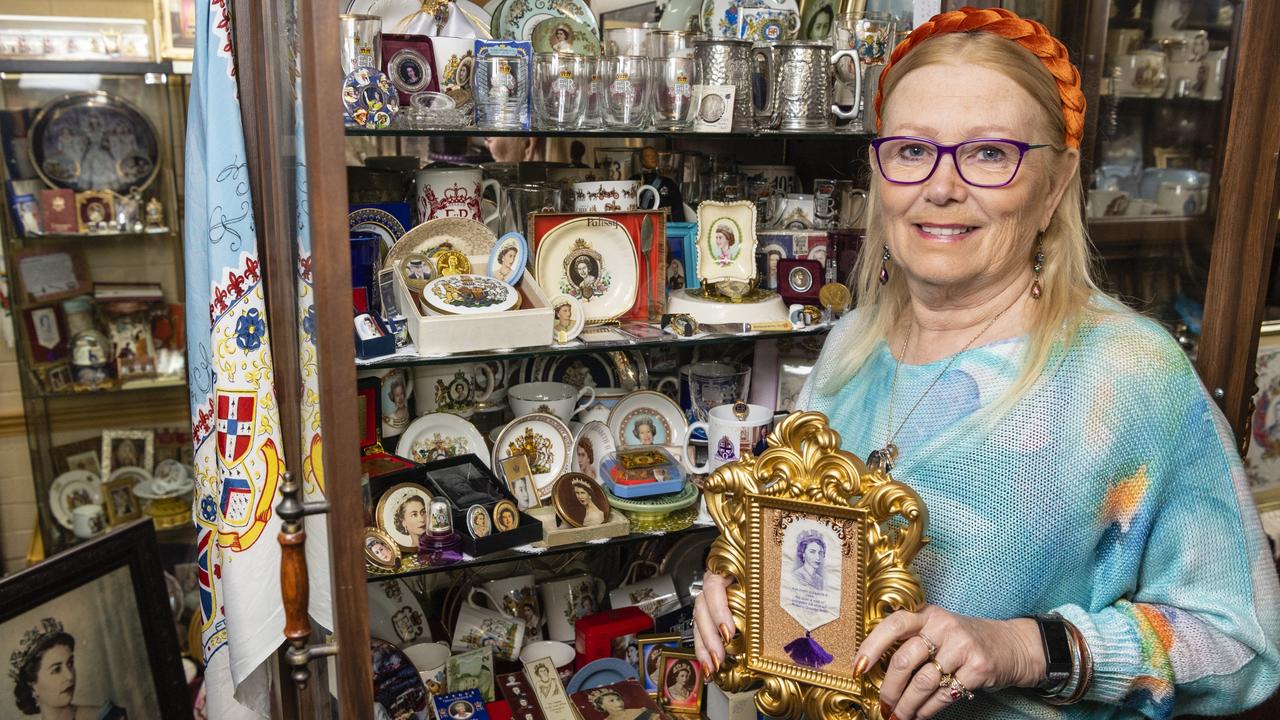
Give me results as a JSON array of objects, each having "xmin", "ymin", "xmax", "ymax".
[
  {"xmin": 695, "ymin": 38, "xmax": 755, "ymax": 132},
  {"xmin": 754, "ymin": 41, "xmax": 863, "ymax": 131}
]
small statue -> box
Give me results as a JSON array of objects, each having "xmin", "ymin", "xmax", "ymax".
[{"xmin": 144, "ymin": 198, "xmax": 165, "ymax": 230}]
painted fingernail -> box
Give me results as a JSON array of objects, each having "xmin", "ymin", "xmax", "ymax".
[
  {"xmin": 711, "ymin": 654, "xmax": 721, "ymax": 673},
  {"xmin": 852, "ymin": 655, "xmax": 868, "ymax": 678},
  {"xmin": 719, "ymin": 623, "xmax": 733, "ymax": 643},
  {"xmin": 701, "ymin": 660, "xmax": 711, "ymax": 676}
]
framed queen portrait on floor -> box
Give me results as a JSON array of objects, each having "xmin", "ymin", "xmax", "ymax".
[{"xmin": 0, "ymin": 520, "xmax": 189, "ymax": 719}]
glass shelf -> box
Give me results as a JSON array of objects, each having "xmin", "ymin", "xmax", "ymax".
[
  {"xmin": 367, "ymin": 522, "xmax": 717, "ymax": 582},
  {"xmin": 0, "ymin": 59, "xmax": 175, "ymax": 76},
  {"xmin": 36, "ymin": 377, "xmax": 187, "ymax": 399},
  {"xmin": 347, "ymin": 126, "xmax": 872, "ymax": 141},
  {"xmin": 19, "ymin": 229, "xmax": 173, "ymax": 241},
  {"xmin": 356, "ymin": 323, "xmax": 832, "ymax": 369}
]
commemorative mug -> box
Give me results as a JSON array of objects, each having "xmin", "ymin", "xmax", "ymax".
[
  {"xmin": 358, "ymin": 367, "xmax": 416, "ymax": 439},
  {"xmin": 403, "ymin": 641, "xmax": 451, "ymax": 695},
  {"xmin": 451, "ymin": 594, "xmax": 527, "ymax": 660},
  {"xmin": 72, "ymin": 504, "xmax": 106, "ymax": 539},
  {"xmin": 413, "ymin": 364, "xmax": 496, "ymax": 416},
  {"xmin": 1087, "ymin": 189, "xmax": 1130, "ymax": 218},
  {"xmin": 683, "ymin": 402, "xmax": 773, "ymax": 473},
  {"xmin": 695, "ymin": 37, "xmax": 756, "ymax": 132},
  {"xmin": 509, "ymin": 382, "xmax": 595, "ymax": 424},
  {"xmin": 573, "ymin": 180, "xmax": 661, "ymax": 212},
  {"xmin": 416, "ymin": 166, "xmax": 502, "ymax": 225},
  {"xmin": 1156, "ymin": 181, "xmax": 1207, "ymax": 216},
  {"xmin": 540, "ymin": 574, "xmax": 608, "ymax": 642},
  {"xmin": 431, "ymin": 36, "xmax": 476, "ymax": 94},
  {"xmin": 471, "ymin": 574, "xmax": 544, "ymax": 641},
  {"xmin": 753, "ymin": 40, "xmax": 844, "ymax": 131},
  {"xmin": 1115, "ymin": 50, "xmax": 1167, "ymax": 97},
  {"xmin": 835, "ymin": 182, "xmax": 868, "ymax": 228},
  {"xmin": 686, "ymin": 361, "xmax": 752, "ymax": 423},
  {"xmin": 609, "ymin": 573, "xmax": 680, "ymax": 618},
  {"xmin": 518, "ymin": 641, "xmax": 576, "ymax": 683}
]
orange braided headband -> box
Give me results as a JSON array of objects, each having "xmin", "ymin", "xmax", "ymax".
[{"xmin": 873, "ymin": 6, "xmax": 1085, "ymax": 149}]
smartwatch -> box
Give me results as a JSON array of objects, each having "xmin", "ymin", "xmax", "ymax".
[{"xmin": 1033, "ymin": 613, "xmax": 1073, "ymax": 692}]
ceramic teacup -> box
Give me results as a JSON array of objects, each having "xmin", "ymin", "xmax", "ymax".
[
  {"xmin": 575, "ymin": 386, "xmax": 630, "ymax": 424},
  {"xmin": 403, "ymin": 641, "xmax": 451, "ymax": 695},
  {"xmin": 540, "ymin": 574, "xmax": 607, "ymax": 642},
  {"xmin": 609, "ymin": 573, "xmax": 680, "ymax": 618},
  {"xmin": 1087, "ymin": 189, "xmax": 1130, "ymax": 218},
  {"xmin": 72, "ymin": 504, "xmax": 105, "ymax": 539},
  {"xmin": 470, "ymin": 574, "xmax": 544, "ymax": 641},
  {"xmin": 450, "ymin": 594, "xmax": 527, "ymax": 661},
  {"xmin": 508, "ymin": 382, "xmax": 595, "ymax": 424},
  {"xmin": 413, "ymin": 364, "xmax": 495, "ymax": 416},
  {"xmin": 573, "ymin": 180, "xmax": 661, "ymax": 212},
  {"xmin": 518, "ymin": 640, "xmax": 577, "ymax": 683}
]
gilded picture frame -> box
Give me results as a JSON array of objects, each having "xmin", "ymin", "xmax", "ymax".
[{"xmin": 702, "ymin": 412, "xmax": 927, "ymax": 719}]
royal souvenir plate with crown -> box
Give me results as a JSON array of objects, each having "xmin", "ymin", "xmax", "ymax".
[
  {"xmin": 421, "ymin": 273, "xmax": 520, "ymax": 315},
  {"xmin": 492, "ymin": 0, "xmax": 597, "ymax": 41},
  {"xmin": 397, "ymin": 413, "xmax": 491, "ymax": 468},
  {"xmin": 534, "ymin": 216, "xmax": 639, "ymax": 324},
  {"xmin": 387, "ymin": 217, "xmax": 498, "ymax": 271},
  {"xmin": 607, "ymin": 391, "xmax": 688, "ymax": 448},
  {"xmin": 492, "ymin": 412, "xmax": 573, "ymax": 498}
]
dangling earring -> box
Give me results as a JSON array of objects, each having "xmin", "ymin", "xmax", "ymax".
[
  {"xmin": 1031, "ymin": 234, "xmax": 1044, "ymax": 300},
  {"xmin": 879, "ymin": 244, "xmax": 891, "ymax": 285}
]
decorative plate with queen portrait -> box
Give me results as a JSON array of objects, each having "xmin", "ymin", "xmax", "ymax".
[{"xmin": 695, "ymin": 200, "xmax": 758, "ymax": 286}]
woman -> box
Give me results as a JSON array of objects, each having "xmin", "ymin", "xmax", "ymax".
[
  {"xmin": 588, "ymin": 688, "xmax": 655, "ymax": 720},
  {"xmin": 394, "ymin": 495, "xmax": 428, "ymax": 547},
  {"xmin": 554, "ymin": 303, "xmax": 575, "ymax": 334},
  {"xmin": 576, "ymin": 440, "xmax": 595, "ymax": 479},
  {"xmin": 790, "ymin": 531, "xmax": 825, "ymax": 591},
  {"xmin": 552, "ymin": 26, "xmax": 573, "ymax": 53},
  {"xmin": 632, "ymin": 418, "xmax": 657, "ymax": 445},
  {"xmin": 384, "ymin": 377, "xmax": 409, "ymax": 431},
  {"xmin": 11, "ymin": 618, "xmax": 125, "ymax": 719},
  {"xmin": 494, "ymin": 245, "xmax": 519, "ymax": 283},
  {"xmin": 694, "ymin": 8, "xmax": 1280, "ymax": 718},
  {"xmin": 571, "ymin": 478, "xmax": 605, "ymax": 527},
  {"xmin": 712, "ymin": 226, "xmax": 735, "ymax": 265},
  {"xmin": 664, "ymin": 660, "xmax": 696, "ymax": 704}
]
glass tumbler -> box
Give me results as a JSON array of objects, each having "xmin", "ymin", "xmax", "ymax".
[
  {"xmin": 601, "ymin": 55, "xmax": 651, "ymax": 129},
  {"xmin": 533, "ymin": 52, "xmax": 592, "ymax": 130},
  {"xmin": 474, "ymin": 55, "xmax": 529, "ymax": 130},
  {"xmin": 831, "ymin": 11, "xmax": 895, "ymax": 132},
  {"xmin": 652, "ymin": 56, "xmax": 699, "ymax": 130}
]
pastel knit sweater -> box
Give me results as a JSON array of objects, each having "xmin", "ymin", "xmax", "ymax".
[{"xmin": 797, "ymin": 301, "xmax": 1280, "ymax": 718}]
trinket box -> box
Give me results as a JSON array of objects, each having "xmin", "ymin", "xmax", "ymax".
[
  {"xmin": 381, "ymin": 33, "xmax": 439, "ymax": 105},
  {"xmin": 600, "ymin": 447, "xmax": 686, "ymax": 498},
  {"xmin": 358, "ymin": 378, "xmax": 422, "ymax": 485},
  {"xmin": 418, "ymin": 454, "xmax": 544, "ymax": 555},
  {"xmin": 394, "ymin": 254, "xmax": 554, "ymax": 354},
  {"xmin": 574, "ymin": 606, "xmax": 654, "ymax": 669},
  {"xmin": 530, "ymin": 211, "xmax": 668, "ymax": 324},
  {"xmin": 777, "ymin": 258, "xmax": 823, "ymax": 306}
]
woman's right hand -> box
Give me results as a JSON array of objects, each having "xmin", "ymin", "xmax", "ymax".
[{"xmin": 693, "ymin": 571, "xmax": 737, "ymax": 675}]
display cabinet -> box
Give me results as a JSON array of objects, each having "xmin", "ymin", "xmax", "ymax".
[
  {"xmin": 230, "ymin": 1, "xmax": 1279, "ymax": 718},
  {"xmin": 0, "ymin": 59, "xmax": 193, "ymax": 555}
]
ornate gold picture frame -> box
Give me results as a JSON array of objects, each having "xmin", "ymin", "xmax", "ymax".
[{"xmin": 702, "ymin": 412, "xmax": 928, "ymax": 719}]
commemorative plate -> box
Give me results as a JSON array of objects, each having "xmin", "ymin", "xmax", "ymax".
[
  {"xmin": 349, "ymin": 206, "xmax": 408, "ymax": 251},
  {"xmin": 491, "ymin": 412, "xmax": 573, "ymax": 498},
  {"xmin": 530, "ymin": 15, "xmax": 602, "ymax": 55},
  {"xmin": 388, "ymin": 217, "xmax": 498, "ymax": 270},
  {"xmin": 534, "ymin": 216, "xmax": 639, "ymax": 324},
  {"xmin": 607, "ymin": 390, "xmax": 688, "ymax": 448},
  {"xmin": 397, "ymin": 413, "xmax": 491, "ymax": 467},
  {"xmin": 548, "ymin": 353, "xmax": 616, "ymax": 389},
  {"xmin": 571, "ymin": 420, "xmax": 616, "ymax": 482},
  {"xmin": 421, "ymin": 274, "xmax": 519, "ymax": 315},
  {"xmin": 493, "ymin": 0, "xmax": 597, "ymax": 41},
  {"xmin": 30, "ymin": 92, "xmax": 160, "ymax": 194},
  {"xmin": 49, "ymin": 469, "xmax": 102, "ymax": 530},
  {"xmin": 700, "ymin": 0, "xmax": 799, "ymax": 38},
  {"xmin": 342, "ymin": 67, "xmax": 399, "ymax": 129}
]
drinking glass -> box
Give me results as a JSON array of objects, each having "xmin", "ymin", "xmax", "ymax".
[
  {"xmin": 533, "ymin": 52, "xmax": 592, "ymax": 130},
  {"xmin": 652, "ymin": 56, "xmax": 699, "ymax": 130},
  {"xmin": 601, "ymin": 55, "xmax": 651, "ymax": 129},
  {"xmin": 503, "ymin": 182, "xmax": 563, "ymax": 237},
  {"xmin": 831, "ymin": 11, "xmax": 895, "ymax": 132},
  {"xmin": 475, "ymin": 55, "xmax": 529, "ymax": 130}
]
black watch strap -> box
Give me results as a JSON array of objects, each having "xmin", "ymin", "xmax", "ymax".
[{"xmin": 1034, "ymin": 613, "xmax": 1073, "ymax": 691}]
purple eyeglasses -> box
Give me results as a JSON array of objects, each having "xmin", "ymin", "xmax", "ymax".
[{"xmin": 870, "ymin": 136, "xmax": 1050, "ymax": 188}]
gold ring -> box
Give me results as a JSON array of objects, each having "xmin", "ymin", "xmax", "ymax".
[
  {"xmin": 917, "ymin": 632, "xmax": 938, "ymax": 658},
  {"xmin": 948, "ymin": 678, "xmax": 974, "ymax": 701},
  {"xmin": 930, "ymin": 659, "xmax": 952, "ymax": 687}
]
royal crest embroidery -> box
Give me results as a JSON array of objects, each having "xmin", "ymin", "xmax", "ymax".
[{"xmin": 560, "ymin": 238, "xmax": 612, "ymax": 301}]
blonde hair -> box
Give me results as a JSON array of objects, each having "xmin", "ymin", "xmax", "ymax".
[{"xmin": 818, "ymin": 32, "xmax": 1111, "ymax": 411}]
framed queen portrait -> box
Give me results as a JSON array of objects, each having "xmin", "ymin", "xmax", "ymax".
[{"xmin": 694, "ymin": 201, "xmax": 758, "ymax": 286}]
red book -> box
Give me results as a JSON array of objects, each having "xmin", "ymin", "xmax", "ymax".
[{"xmin": 39, "ymin": 189, "xmax": 77, "ymax": 233}]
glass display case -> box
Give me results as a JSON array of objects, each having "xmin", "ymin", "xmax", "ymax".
[{"xmin": 0, "ymin": 59, "xmax": 192, "ymax": 553}]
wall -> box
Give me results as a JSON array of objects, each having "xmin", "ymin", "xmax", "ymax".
[{"xmin": 0, "ymin": 0, "xmax": 161, "ymax": 573}]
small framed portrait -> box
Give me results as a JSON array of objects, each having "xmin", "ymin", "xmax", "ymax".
[
  {"xmin": 466, "ymin": 504, "xmax": 491, "ymax": 538},
  {"xmin": 375, "ymin": 482, "xmax": 434, "ymax": 552},
  {"xmin": 500, "ymin": 454, "xmax": 541, "ymax": 511},
  {"xmin": 523, "ymin": 655, "xmax": 574, "ymax": 717},
  {"xmin": 363, "ymin": 527, "xmax": 401, "ymax": 570},
  {"xmin": 551, "ymin": 472, "xmax": 610, "ymax": 528},
  {"xmin": 400, "ymin": 252, "xmax": 436, "ymax": 291},
  {"xmin": 101, "ymin": 430, "xmax": 155, "ymax": 478},
  {"xmin": 657, "ymin": 649, "xmax": 703, "ymax": 715},
  {"xmin": 102, "ymin": 469, "xmax": 146, "ymax": 525},
  {"xmin": 75, "ymin": 191, "xmax": 115, "ymax": 233},
  {"xmin": 0, "ymin": 520, "xmax": 191, "ymax": 718},
  {"xmin": 638, "ymin": 633, "xmax": 682, "ymax": 696},
  {"xmin": 1245, "ymin": 321, "xmax": 1280, "ymax": 511},
  {"xmin": 571, "ymin": 679, "xmax": 665, "ymax": 720},
  {"xmin": 488, "ymin": 231, "xmax": 528, "ymax": 286},
  {"xmin": 108, "ymin": 314, "xmax": 157, "ymax": 378},
  {"xmin": 550, "ymin": 294, "xmax": 585, "ymax": 344},
  {"xmin": 492, "ymin": 500, "xmax": 519, "ymax": 533},
  {"xmin": 23, "ymin": 305, "xmax": 68, "ymax": 364},
  {"xmin": 52, "ymin": 438, "xmax": 102, "ymax": 476},
  {"xmin": 694, "ymin": 201, "xmax": 758, "ymax": 286}
]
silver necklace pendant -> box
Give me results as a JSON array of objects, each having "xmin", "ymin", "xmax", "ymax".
[{"xmin": 868, "ymin": 443, "xmax": 898, "ymax": 473}]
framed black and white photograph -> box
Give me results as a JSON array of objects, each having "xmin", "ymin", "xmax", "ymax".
[{"xmin": 0, "ymin": 520, "xmax": 189, "ymax": 718}]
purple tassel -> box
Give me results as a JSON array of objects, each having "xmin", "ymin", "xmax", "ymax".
[{"xmin": 784, "ymin": 632, "xmax": 833, "ymax": 668}]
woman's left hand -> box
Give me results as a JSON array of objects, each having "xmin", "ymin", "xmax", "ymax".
[{"xmin": 858, "ymin": 605, "xmax": 1046, "ymax": 719}]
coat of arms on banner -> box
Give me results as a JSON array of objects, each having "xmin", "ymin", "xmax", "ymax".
[{"xmin": 216, "ymin": 390, "xmax": 257, "ymax": 469}]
